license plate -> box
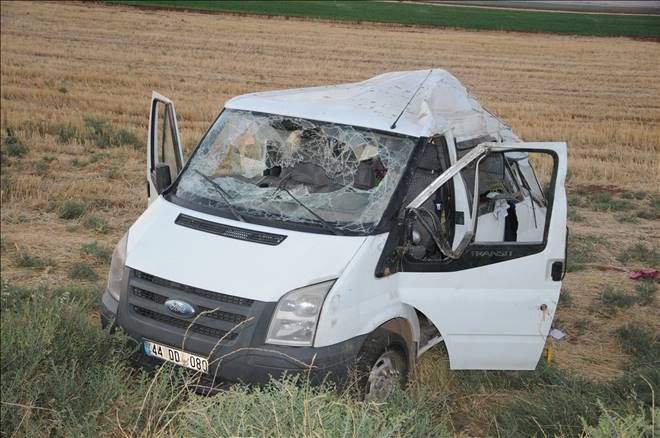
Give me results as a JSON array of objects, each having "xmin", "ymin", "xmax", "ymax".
[{"xmin": 143, "ymin": 340, "xmax": 209, "ymax": 374}]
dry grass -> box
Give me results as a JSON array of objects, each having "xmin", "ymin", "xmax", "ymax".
[
  {"xmin": 1, "ymin": 1, "xmax": 659, "ymax": 433},
  {"xmin": 2, "ymin": 2, "xmax": 659, "ymax": 186}
]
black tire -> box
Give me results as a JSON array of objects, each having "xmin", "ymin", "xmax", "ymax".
[{"xmin": 354, "ymin": 327, "xmax": 410, "ymax": 400}]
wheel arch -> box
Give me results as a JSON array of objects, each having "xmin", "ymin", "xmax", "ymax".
[{"xmin": 358, "ymin": 316, "xmax": 418, "ymax": 372}]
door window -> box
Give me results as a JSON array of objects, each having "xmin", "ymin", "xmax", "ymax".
[
  {"xmin": 402, "ymin": 146, "xmax": 558, "ymax": 270},
  {"xmin": 469, "ymin": 151, "xmax": 553, "ymax": 244},
  {"xmin": 152, "ymin": 101, "xmax": 182, "ymax": 184}
]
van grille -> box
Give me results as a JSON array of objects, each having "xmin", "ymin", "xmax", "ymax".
[
  {"xmin": 131, "ymin": 286, "xmax": 247, "ymax": 324},
  {"xmin": 134, "ymin": 270, "xmax": 254, "ymax": 306},
  {"xmin": 128, "ymin": 270, "xmax": 252, "ymax": 344},
  {"xmin": 132, "ymin": 306, "xmax": 237, "ymax": 340}
]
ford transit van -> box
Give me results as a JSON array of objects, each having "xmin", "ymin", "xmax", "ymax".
[{"xmin": 101, "ymin": 69, "xmax": 567, "ymax": 398}]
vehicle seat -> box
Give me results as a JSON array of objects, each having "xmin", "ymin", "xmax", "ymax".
[{"xmin": 404, "ymin": 144, "xmax": 448, "ymax": 255}]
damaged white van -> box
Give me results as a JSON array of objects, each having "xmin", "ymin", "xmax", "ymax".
[{"xmin": 101, "ymin": 69, "xmax": 567, "ymax": 397}]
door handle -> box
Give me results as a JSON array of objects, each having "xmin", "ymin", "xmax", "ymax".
[{"xmin": 551, "ymin": 261, "xmax": 563, "ymax": 281}]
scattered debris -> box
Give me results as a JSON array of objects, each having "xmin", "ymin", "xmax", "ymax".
[
  {"xmin": 628, "ymin": 269, "xmax": 659, "ymax": 281},
  {"xmin": 549, "ymin": 328, "xmax": 567, "ymax": 340}
]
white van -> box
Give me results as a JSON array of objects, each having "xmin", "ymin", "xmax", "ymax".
[{"xmin": 101, "ymin": 70, "xmax": 567, "ymax": 398}]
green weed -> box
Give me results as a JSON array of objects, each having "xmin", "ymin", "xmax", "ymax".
[
  {"xmin": 83, "ymin": 215, "xmax": 109, "ymax": 233},
  {"xmin": 452, "ymin": 320, "xmax": 660, "ymax": 436},
  {"xmin": 455, "ymin": 364, "xmax": 614, "ymax": 436},
  {"xmin": 33, "ymin": 158, "xmax": 48, "ymax": 176},
  {"xmin": 591, "ymin": 193, "xmax": 633, "ymax": 212},
  {"xmin": 615, "ymin": 323, "xmax": 659, "ymax": 370},
  {"xmin": 112, "ymin": 128, "xmax": 140, "ymax": 149},
  {"xmin": 88, "ymin": 152, "xmax": 104, "ymax": 164},
  {"xmin": 68, "ymin": 262, "xmax": 98, "ymax": 281},
  {"xmin": 84, "ymin": 117, "xmax": 112, "ymax": 148},
  {"xmin": 580, "ymin": 404, "xmax": 656, "ymax": 438},
  {"xmin": 85, "ymin": 198, "xmax": 113, "ymax": 209},
  {"xmin": 497, "ymin": 379, "xmax": 610, "ymax": 435},
  {"xmin": 491, "ymin": 360, "xmax": 657, "ymax": 436},
  {"xmin": 57, "ymin": 201, "xmax": 86, "ymax": 219},
  {"xmin": 599, "ymin": 286, "xmax": 637, "ymax": 309},
  {"xmin": 0, "ymin": 277, "xmax": 656, "ymax": 437},
  {"xmin": 81, "ymin": 241, "xmax": 112, "ymax": 263},
  {"xmin": 70, "ymin": 158, "xmax": 86, "ymax": 167},
  {"xmin": 615, "ymin": 213, "xmax": 640, "ymax": 224},
  {"xmin": 573, "ymin": 318, "xmax": 591, "ymax": 336},
  {"xmin": 1, "ymin": 281, "xmax": 450, "ymax": 436},
  {"xmin": 4, "ymin": 135, "xmax": 28, "ymax": 157},
  {"xmin": 568, "ymin": 209, "xmax": 586, "ymax": 223},
  {"xmin": 84, "ymin": 117, "xmax": 140, "ymax": 149},
  {"xmin": 1, "ymin": 283, "xmax": 146, "ymax": 436},
  {"xmin": 596, "ymin": 281, "xmax": 656, "ymax": 311},
  {"xmin": 570, "ymin": 190, "xmax": 634, "ymax": 212},
  {"xmin": 616, "ymin": 243, "xmax": 659, "ymax": 266},
  {"xmin": 181, "ymin": 378, "xmax": 447, "ymax": 437},
  {"xmin": 636, "ymin": 197, "xmax": 659, "ymax": 220},
  {"xmin": 636, "ymin": 209, "xmax": 658, "ymax": 220},
  {"xmin": 106, "ymin": 0, "xmax": 660, "ymax": 38},
  {"xmin": 567, "ymin": 234, "xmax": 608, "ymax": 272},
  {"xmin": 634, "ymin": 280, "xmax": 657, "ymax": 306},
  {"xmin": 57, "ymin": 123, "xmax": 81, "ymax": 144},
  {"xmin": 12, "ymin": 253, "xmax": 56, "ymax": 269},
  {"xmin": 621, "ymin": 191, "xmax": 647, "ymax": 200}
]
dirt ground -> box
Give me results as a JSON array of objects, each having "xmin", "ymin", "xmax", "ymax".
[{"xmin": 1, "ymin": 0, "xmax": 658, "ymax": 386}]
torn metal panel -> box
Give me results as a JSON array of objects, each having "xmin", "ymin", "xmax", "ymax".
[{"xmin": 226, "ymin": 69, "xmax": 520, "ymax": 141}]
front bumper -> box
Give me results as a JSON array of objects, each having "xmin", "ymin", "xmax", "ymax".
[{"xmin": 101, "ymin": 287, "xmax": 366, "ymax": 386}]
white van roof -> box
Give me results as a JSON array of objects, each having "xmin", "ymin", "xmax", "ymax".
[{"xmin": 225, "ymin": 69, "xmax": 519, "ymax": 141}]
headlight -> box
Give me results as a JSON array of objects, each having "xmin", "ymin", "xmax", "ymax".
[
  {"xmin": 266, "ymin": 280, "xmax": 335, "ymax": 347},
  {"xmin": 106, "ymin": 232, "xmax": 128, "ymax": 301}
]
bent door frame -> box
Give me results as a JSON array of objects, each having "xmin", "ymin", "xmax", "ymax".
[
  {"xmin": 398, "ymin": 142, "xmax": 567, "ymax": 370},
  {"xmin": 147, "ymin": 91, "xmax": 184, "ymax": 204}
]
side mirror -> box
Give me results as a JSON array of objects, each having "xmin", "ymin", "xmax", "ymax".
[{"xmin": 151, "ymin": 163, "xmax": 172, "ymax": 194}]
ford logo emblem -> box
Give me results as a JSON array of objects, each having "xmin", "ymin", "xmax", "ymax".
[{"xmin": 164, "ymin": 299, "xmax": 195, "ymax": 318}]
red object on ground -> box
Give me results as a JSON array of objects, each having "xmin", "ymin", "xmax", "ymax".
[{"xmin": 628, "ymin": 269, "xmax": 659, "ymax": 280}]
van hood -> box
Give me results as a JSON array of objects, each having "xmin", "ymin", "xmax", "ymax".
[{"xmin": 125, "ymin": 197, "xmax": 367, "ymax": 302}]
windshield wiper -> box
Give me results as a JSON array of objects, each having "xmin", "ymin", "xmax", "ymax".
[
  {"xmin": 193, "ymin": 170, "xmax": 246, "ymax": 223},
  {"xmin": 271, "ymin": 177, "xmax": 340, "ymax": 236}
]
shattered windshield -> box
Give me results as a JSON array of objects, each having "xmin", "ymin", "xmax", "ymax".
[{"xmin": 171, "ymin": 110, "xmax": 416, "ymax": 234}]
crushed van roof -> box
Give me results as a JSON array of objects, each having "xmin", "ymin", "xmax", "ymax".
[{"xmin": 225, "ymin": 69, "xmax": 519, "ymax": 142}]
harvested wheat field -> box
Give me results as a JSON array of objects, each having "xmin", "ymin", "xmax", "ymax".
[{"xmin": 1, "ymin": 1, "xmax": 659, "ymax": 436}]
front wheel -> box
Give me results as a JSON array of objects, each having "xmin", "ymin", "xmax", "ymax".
[{"xmin": 364, "ymin": 349, "xmax": 408, "ymax": 401}]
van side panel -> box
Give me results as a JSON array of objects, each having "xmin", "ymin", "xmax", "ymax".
[
  {"xmin": 314, "ymin": 234, "xmax": 421, "ymax": 349},
  {"xmin": 398, "ymin": 143, "xmax": 567, "ymax": 370},
  {"xmin": 397, "ymin": 254, "xmax": 561, "ymax": 369}
]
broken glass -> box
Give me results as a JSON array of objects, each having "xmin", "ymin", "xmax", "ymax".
[{"xmin": 173, "ymin": 110, "xmax": 416, "ymax": 234}]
